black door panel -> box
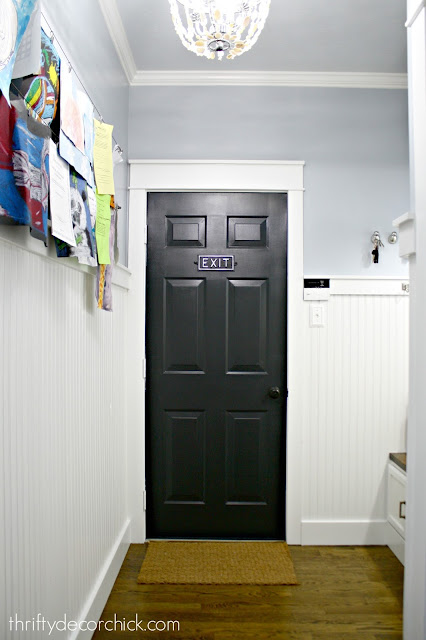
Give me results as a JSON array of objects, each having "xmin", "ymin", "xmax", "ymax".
[{"xmin": 146, "ymin": 192, "xmax": 287, "ymax": 539}]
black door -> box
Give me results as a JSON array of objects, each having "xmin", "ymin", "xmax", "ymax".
[{"xmin": 146, "ymin": 192, "xmax": 287, "ymax": 539}]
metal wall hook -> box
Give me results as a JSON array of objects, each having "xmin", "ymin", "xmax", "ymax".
[{"xmin": 388, "ymin": 231, "xmax": 398, "ymax": 244}]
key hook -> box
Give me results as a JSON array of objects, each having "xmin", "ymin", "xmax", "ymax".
[{"xmin": 371, "ymin": 231, "xmax": 384, "ymax": 247}]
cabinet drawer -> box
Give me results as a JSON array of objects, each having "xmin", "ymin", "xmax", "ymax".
[{"xmin": 387, "ymin": 462, "xmax": 407, "ymax": 538}]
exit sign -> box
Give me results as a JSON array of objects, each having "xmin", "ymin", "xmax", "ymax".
[{"xmin": 198, "ymin": 255, "xmax": 235, "ymax": 271}]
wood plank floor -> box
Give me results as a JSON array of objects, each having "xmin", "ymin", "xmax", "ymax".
[{"xmin": 93, "ymin": 544, "xmax": 403, "ymax": 639}]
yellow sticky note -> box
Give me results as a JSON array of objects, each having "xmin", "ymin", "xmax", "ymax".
[
  {"xmin": 96, "ymin": 192, "xmax": 112, "ymax": 264},
  {"xmin": 94, "ymin": 118, "xmax": 115, "ymax": 195}
]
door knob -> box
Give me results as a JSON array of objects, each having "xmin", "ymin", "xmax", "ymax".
[{"xmin": 268, "ymin": 386, "xmax": 281, "ymax": 399}]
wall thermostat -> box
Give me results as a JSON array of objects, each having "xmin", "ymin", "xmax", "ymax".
[{"xmin": 303, "ymin": 278, "xmax": 330, "ymax": 301}]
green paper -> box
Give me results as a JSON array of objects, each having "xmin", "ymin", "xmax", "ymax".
[{"xmin": 95, "ymin": 192, "xmax": 112, "ymax": 264}]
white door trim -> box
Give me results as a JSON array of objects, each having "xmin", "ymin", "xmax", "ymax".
[{"xmin": 127, "ymin": 160, "xmax": 305, "ymax": 544}]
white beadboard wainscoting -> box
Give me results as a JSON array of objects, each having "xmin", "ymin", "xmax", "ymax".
[
  {"xmin": 0, "ymin": 233, "xmax": 132, "ymax": 640},
  {"xmin": 301, "ymin": 278, "xmax": 409, "ymax": 545},
  {"xmin": 0, "ymin": 221, "xmax": 410, "ymax": 637}
]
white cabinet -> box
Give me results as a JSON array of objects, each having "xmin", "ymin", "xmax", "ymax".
[{"xmin": 386, "ymin": 460, "xmax": 406, "ymax": 565}]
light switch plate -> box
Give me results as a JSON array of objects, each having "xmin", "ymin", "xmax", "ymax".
[{"xmin": 310, "ymin": 303, "xmax": 326, "ymax": 327}]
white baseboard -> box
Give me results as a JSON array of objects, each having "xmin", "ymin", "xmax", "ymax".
[
  {"xmin": 72, "ymin": 518, "xmax": 131, "ymax": 640},
  {"xmin": 301, "ymin": 519, "xmax": 387, "ymax": 545}
]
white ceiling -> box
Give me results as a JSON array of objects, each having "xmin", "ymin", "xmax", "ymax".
[{"xmin": 102, "ymin": 0, "xmax": 407, "ymax": 86}]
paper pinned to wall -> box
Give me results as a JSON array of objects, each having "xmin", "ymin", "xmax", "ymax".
[
  {"xmin": 79, "ymin": 91, "xmax": 94, "ymax": 165},
  {"xmin": 59, "ymin": 68, "xmax": 95, "ymax": 187},
  {"xmin": 0, "ymin": 96, "xmax": 50, "ymax": 243},
  {"xmin": 96, "ymin": 207, "xmax": 116, "ymax": 312},
  {"xmin": 0, "ymin": 94, "xmax": 48, "ymax": 234},
  {"xmin": 12, "ymin": 99, "xmax": 50, "ymax": 243},
  {"xmin": 60, "ymin": 67, "xmax": 84, "ymax": 153},
  {"xmin": 87, "ymin": 185, "xmax": 98, "ymax": 257},
  {"xmin": 49, "ymin": 139, "xmax": 75, "ymax": 246},
  {"xmin": 95, "ymin": 191, "xmax": 112, "ymax": 264},
  {"xmin": 0, "ymin": 0, "xmax": 39, "ymax": 104},
  {"xmin": 69, "ymin": 170, "xmax": 97, "ymax": 266},
  {"xmin": 12, "ymin": 0, "xmax": 41, "ymax": 79},
  {"xmin": 17, "ymin": 28, "xmax": 60, "ymax": 126},
  {"xmin": 93, "ymin": 118, "xmax": 115, "ymax": 195},
  {"xmin": 59, "ymin": 130, "xmax": 94, "ymax": 188},
  {"xmin": 0, "ymin": 94, "xmax": 26, "ymax": 224}
]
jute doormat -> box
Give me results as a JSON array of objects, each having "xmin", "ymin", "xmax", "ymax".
[{"xmin": 137, "ymin": 541, "xmax": 298, "ymax": 585}]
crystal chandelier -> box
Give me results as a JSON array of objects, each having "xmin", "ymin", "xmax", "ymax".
[{"xmin": 168, "ymin": 0, "xmax": 271, "ymax": 61}]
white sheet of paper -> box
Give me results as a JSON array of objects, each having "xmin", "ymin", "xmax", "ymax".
[
  {"xmin": 49, "ymin": 140, "xmax": 76, "ymax": 246},
  {"xmin": 12, "ymin": 0, "xmax": 41, "ymax": 79},
  {"xmin": 78, "ymin": 90, "xmax": 94, "ymax": 165},
  {"xmin": 60, "ymin": 67, "xmax": 85, "ymax": 154},
  {"xmin": 87, "ymin": 186, "xmax": 97, "ymax": 229}
]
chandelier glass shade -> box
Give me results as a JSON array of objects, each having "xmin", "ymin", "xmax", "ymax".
[{"xmin": 168, "ymin": 0, "xmax": 271, "ymax": 61}]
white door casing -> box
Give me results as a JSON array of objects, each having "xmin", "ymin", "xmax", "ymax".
[{"xmin": 127, "ymin": 160, "xmax": 305, "ymax": 544}]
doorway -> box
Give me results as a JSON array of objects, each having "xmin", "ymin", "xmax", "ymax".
[{"xmin": 146, "ymin": 192, "xmax": 288, "ymax": 538}]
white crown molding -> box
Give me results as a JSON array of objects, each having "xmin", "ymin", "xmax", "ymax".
[
  {"xmin": 131, "ymin": 70, "xmax": 408, "ymax": 89},
  {"xmin": 97, "ymin": 0, "xmax": 137, "ymax": 84},
  {"xmin": 96, "ymin": 0, "xmax": 407, "ymax": 90},
  {"xmin": 406, "ymin": 0, "xmax": 426, "ymax": 27}
]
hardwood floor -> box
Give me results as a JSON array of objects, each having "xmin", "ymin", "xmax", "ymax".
[{"xmin": 93, "ymin": 544, "xmax": 403, "ymax": 639}]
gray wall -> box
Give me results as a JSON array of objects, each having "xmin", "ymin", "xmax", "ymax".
[
  {"xmin": 42, "ymin": 0, "xmax": 130, "ymax": 265},
  {"xmin": 129, "ymin": 86, "xmax": 409, "ymax": 276}
]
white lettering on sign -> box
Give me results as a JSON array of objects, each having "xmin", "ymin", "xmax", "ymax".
[{"xmin": 198, "ymin": 255, "xmax": 235, "ymax": 271}]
